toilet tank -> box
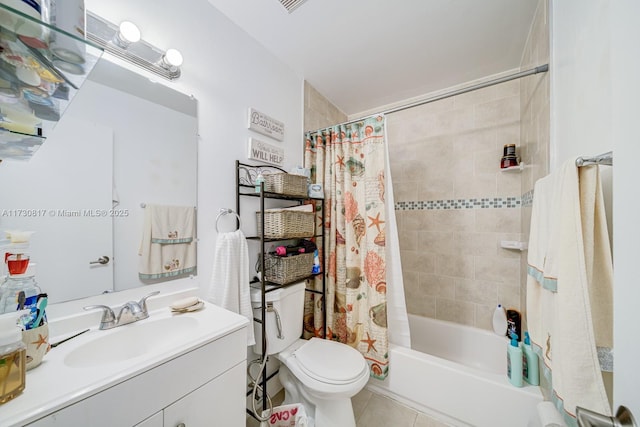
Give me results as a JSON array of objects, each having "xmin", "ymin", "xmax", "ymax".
[{"xmin": 250, "ymin": 281, "xmax": 306, "ymax": 355}]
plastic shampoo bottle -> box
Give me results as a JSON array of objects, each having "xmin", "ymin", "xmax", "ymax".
[
  {"xmin": 492, "ymin": 304, "xmax": 507, "ymax": 336},
  {"xmin": 507, "ymin": 333, "xmax": 524, "ymax": 387},
  {"xmin": 522, "ymin": 332, "xmax": 540, "ymax": 385}
]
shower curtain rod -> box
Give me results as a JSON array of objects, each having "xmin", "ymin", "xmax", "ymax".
[{"xmin": 307, "ymin": 64, "xmax": 549, "ymax": 133}]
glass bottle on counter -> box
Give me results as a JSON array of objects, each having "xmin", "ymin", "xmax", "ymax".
[
  {"xmin": 0, "ymin": 270, "xmax": 42, "ymax": 328},
  {"xmin": 0, "ymin": 311, "xmax": 27, "ymax": 404}
]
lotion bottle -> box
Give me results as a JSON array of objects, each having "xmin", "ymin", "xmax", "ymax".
[
  {"xmin": 255, "ymin": 173, "xmax": 265, "ymax": 193},
  {"xmin": 507, "ymin": 333, "xmax": 524, "ymax": 387},
  {"xmin": 522, "ymin": 331, "xmax": 540, "ymax": 385}
]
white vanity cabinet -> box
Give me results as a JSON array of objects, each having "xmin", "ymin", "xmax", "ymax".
[
  {"xmin": 135, "ymin": 363, "xmax": 245, "ymax": 427},
  {"xmin": 26, "ymin": 327, "xmax": 247, "ymax": 427}
]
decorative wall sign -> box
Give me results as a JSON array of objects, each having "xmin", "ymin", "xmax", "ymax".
[
  {"xmin": 248, "ymin": 108, "xmax": 285, "ymax": 141},
  {"xmin": 248, "ymin": 137, "xmax": 284, "ymax": 166}
]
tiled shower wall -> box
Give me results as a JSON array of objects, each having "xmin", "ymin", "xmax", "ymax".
[
  {"xmin": 519, "ymin": 0, "xmax": 550, "ymax": 324},
  {"xmin": 386, "ymin": 81, "xmax": 523, "ymax": 330},
  {"xmin": 302, "ymin": 20, "xmax": 549, "ymax": 331},
  {"xmin": 303, "ymin": 81, "xmax": 347, "ymax": 132}
]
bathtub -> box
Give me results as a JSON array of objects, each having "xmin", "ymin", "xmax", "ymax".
[{"xmin": 367, "ymin": 314, "xmax": 542, "ymax": 427}]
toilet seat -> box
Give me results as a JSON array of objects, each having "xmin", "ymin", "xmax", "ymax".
[{"xmin": 290, "ymin": 338, "xmax": 368, "ymax": 385}]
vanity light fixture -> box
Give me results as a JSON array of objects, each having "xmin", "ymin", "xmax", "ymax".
[
  {"xmin": 159, "ymin": 48, "xmax": 183, "ymax": 71},
  {"xmin": 113, "ymin": 21, "xmax": 141, "ymax": 48},
  {"xmin": 86, "ymin": 12, "xmax": 182, "ymax": 80}
]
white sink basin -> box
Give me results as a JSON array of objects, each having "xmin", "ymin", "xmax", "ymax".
[{"xmin": 64, "ymin": 316, "xmax": 198, "ymax": 368}]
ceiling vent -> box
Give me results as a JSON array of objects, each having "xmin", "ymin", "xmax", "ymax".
[{"xmin": 279, "ymin": 0, "xmax": 308, "ymax": 13}]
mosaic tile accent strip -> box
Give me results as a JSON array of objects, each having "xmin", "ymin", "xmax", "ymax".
[
  {"xmin": 521, "ymin": 189, "xmax": 534, "ymax": 207},
  {"xmin": 395, "ymin": 197, "xmax": 521, "ymax": 211}
]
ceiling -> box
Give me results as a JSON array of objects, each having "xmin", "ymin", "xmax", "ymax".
[{"xmin": 207, "ymin": 0, "xmax": 539, "ymax": 116}]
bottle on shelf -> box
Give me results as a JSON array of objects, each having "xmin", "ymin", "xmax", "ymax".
[{"xmin": 255, "ymin": 173, "xmax": 264, "ymax": 193}]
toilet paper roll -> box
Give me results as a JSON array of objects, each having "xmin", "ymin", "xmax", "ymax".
[{"xmin": 537, "ymin": 401, "xmax": 566, "ymax": 427}]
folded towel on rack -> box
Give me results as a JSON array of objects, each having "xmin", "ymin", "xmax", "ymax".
[
  {"xmin": 206, "ymin": 229, "xmax": 255, "ymax": 346},
  {"xmin": 138, "ymin": 204, "xmax": 197, "ymax": 279},
  {"xmin": 526, "ymin": 159, "xmax": 613, "ymax": 423}
]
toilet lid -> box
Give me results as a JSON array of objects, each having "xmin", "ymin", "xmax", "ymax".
[{"xmin": 293, "ymin": 338, "xmax": 366, "ymax": 384}]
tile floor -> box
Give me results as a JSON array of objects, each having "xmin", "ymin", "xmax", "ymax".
[{"xmin": 247, "ymin": 388, "xmax": 452, "ymax": 427}]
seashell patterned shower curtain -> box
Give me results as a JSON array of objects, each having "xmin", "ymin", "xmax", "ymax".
[{"xmin": 304, "ymin": 116, "xmax": 389, "ymax": 379}]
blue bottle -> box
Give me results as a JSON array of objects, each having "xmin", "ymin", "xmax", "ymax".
[
  {"xmin": 522, "ymin": 332, "xmax": 540, "ymax": 386},
  {"xmin": 507, "ymin": 333, "xmax": 524, "ymax": 387}
]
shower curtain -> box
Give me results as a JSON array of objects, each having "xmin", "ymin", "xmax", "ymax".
[{"xmin": 303, "ymin": 116, "xmax": 409, "ymax": 379}]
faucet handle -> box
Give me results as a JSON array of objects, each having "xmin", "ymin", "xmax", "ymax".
[
  {"xmin": 138, "ymin": 291, "xmax": 160, "ymax": 314},
  {"xmin": 83, "ymin": 304, "xmax": 117, "ymax": 329}
]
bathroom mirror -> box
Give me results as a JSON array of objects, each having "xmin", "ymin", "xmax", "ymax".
[{"xmin": 0, "ymin": 58, "xmax": 198, "ymax": 303}]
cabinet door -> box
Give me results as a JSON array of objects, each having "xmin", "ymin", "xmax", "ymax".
[
  {"xmin": 163, "ymin": 362, "xmax": 246, "ymax": 427},
  {"xmin": 134, "ymin": 412, "xmax": 163, "ymax": 427}
]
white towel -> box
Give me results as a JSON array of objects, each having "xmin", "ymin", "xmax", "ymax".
[
  {"xmin": 207, "ymin": 229, "xmax": 255, "ymax": 346},
  {"xmin": 139, "ymin": 205, "xmax": 197, "ymax": 279},
  {"xmin": 526, "ymin": 159, "xmax": 613, "ymax": 422}
]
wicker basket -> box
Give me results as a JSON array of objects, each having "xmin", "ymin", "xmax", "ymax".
[
  {"xmin": 263, "ymin": 253, "xmax": 315, "ymax": 284},
  {"xmin": 256, "ymin": 209, "xmax": 315, "ymax": 239},
  {"xmin": 263, "ymin": 173, "xmax": 308, "ymax": 197}
]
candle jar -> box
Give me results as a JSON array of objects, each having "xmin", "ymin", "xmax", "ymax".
[
  {"xmin": 503, "ymin": 144, "xmax": 517, "ymax": 157},
  {"xmin": 500, "ymin": 156, "xmax": 519, "ymax": 169}
]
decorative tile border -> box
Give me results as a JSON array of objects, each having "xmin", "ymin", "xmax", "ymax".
[
  {"xmin": 395, "ymin": 197, "xmax": 521, "ymax": 211},
  {"xmin": 521, "ymin": 189, "xmax": 534, "ymax": 207}
]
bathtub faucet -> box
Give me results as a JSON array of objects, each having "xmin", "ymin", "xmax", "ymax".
[{"xmin": 576, "ymin": 405, "xmax": 636, "ymax": 427}]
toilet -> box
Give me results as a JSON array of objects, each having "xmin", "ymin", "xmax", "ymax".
[{"xmin": 251, "ymin": 281, "xmax": 370, "ymax": 427}]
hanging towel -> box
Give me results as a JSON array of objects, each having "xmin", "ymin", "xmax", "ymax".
[
  {"xmin": 149, "ymin": 205, "xmax": 195, "ymax": 244},
  {"xmin": 139, "ymin": 204, "xmax": 197, "ymax": 279},
  {"xmin": 526, "ymin": 159, "xmax": 613, "ymax": 425},
  {"xmin": 207, "ymin": 229, "xmax": 255, "ymax": 346}
]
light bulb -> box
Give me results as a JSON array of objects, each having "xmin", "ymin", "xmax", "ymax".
[
  {"xmin": 115, "ymin": 21, "xmax": 141, "ymax": 47},
  {"xmin": 163, "ymin": 48, "xmax": 183, "ymax": 68}
]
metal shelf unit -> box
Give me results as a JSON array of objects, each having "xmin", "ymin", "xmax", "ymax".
[{"xmin": 236, "ymin": 160, "xmax": 326, "ymax": 420}]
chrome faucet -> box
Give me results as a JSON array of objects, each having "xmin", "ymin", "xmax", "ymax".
[
  {"xmin": 84, "ymin": 291, "xmax": 160, "ymax": 330},
  {"xmin": 576, "ymin": 405, "xmax": 636, "ymax": 427}
]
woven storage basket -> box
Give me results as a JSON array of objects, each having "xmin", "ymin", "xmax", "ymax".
[
  {"xmin": 263, "ymin": 173, "xmax": 308, "ymax": 197},
  {"xmin": 256, "ymin": 209, "xmax": 315, "ymax": 239},
  {"xmin": 264, "ymin": 253, "xmax": 315, "ymax": 285}
]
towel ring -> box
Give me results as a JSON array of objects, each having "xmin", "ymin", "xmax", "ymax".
[{"xmin": 215, "ymin": 208, "xmax": 241, "ymax": 233}]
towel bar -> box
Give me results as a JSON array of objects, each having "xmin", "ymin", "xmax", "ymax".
[
  {"xmin": 216, "ymin": 208, "xmax": 241, "ymax": 232},
  {"xmin": 575, "ymin": 151, "xmax": 613, "ymax": 167}
]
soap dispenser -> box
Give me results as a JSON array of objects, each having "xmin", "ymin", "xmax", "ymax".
[
  {"xmin": 0, "ymin": 311, "xmax": 28, "ymax": 404},
  {"xmin": 522, "ymin": 332, "xmax": 540, "ymax": 386},
  {"xmin": 507, "ymin": 333, "xmax": 524, "ymax": 387}
]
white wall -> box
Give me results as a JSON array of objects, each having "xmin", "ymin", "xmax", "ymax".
[
  {"xmin": 550, "ymin": 0, "xmax": 611, "ymax": 168},
  {"xmin": 610, "ymin": 0, "xmax": 640, "ymax": 415},
  {"xmin": 551, "ymin": 0, "xmax": 640, "ymax": 415},
  {"xmin": 85, "ymin": 0, "xmax": 305, "ymax": 295}
]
